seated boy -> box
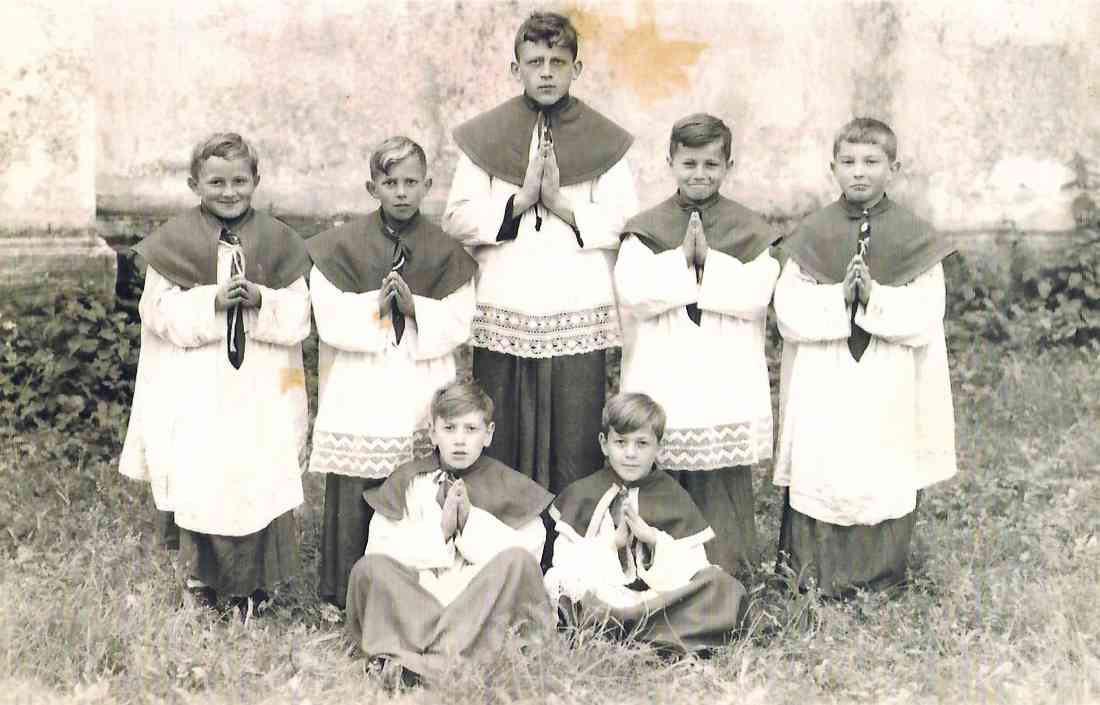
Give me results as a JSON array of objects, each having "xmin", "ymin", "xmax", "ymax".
[
  {"xmin": 773, "ymin": 117, "xmax": 957, "ymax": 597},
  {"xmin": 306, "ymin": 136, "xmax": 477, "ymax": 608},
  {"xmin": 443, "ymin": 11, "xmax": 639, "ymax": 493},
  {"xmin": 545, "ymin": 393, "xmax": 746, "ymax": 652},
  {"xmin": 615, "ymin": 114, "xmax": 779, "ymax": 575},
  {"xmin": 119, "ymin": 132, "xmax": 312, "ymax": 610},
  {"xmin": 345, "ymin": 381, "xmax": 555, "ymax": 685}
]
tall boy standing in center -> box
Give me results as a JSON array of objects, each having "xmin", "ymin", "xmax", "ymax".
[
  {"xmin": 443, "ymin": 11, "xmax": 639, "ymax": 493},
  {"xmin": 616, "ymin": 114, "xmax": 779, "ymax": 575}
]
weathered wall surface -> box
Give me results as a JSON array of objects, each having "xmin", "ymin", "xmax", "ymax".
[
  {"xmin": 1, "ymin": 1, "xmax": 115, "ymax": 295},
  {"xmin": 92, "ymin": 0, "xmax": 1097, "ymax": 233}
]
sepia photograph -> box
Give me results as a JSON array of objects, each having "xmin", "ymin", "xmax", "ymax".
[{"xmin": 1, "ymin": 0, "xmax": 1097, "ymax": 702}]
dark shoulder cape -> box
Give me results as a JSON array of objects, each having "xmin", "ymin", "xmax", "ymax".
[
  {"xmin": 365, "ymin": 453, "xmax": 554, "ymax": 530},
  {"xmin": 306, "ymin": 210, "xmax": 477, "ymax": 297},
  {"xmin": 133, "ymin": 206, "xmax": 311, "ymax": 289},
  {"xmin": 453, "ymin": 95, "xmax": 633, "ymax": 188},
  {"xmin": 781, "ymin": 196, "xmax": 956, "ymax": 285},
  {"xmin": 552, "ymin": 466, "xmax": 710, "ymax": 540},
  {"xmin": 623, "ymin": 193, "xmax": 778, "ymax": 262}
]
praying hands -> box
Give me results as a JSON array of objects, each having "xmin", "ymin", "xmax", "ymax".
[
  {"xmin": 215, "ymin": 276, "xmax": 262, "ymax": 311},
  {"xmin": 843, "ymin": 254, "xmax": 873, "ymax": 307}
]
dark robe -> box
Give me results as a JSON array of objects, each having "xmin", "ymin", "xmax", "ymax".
[
  {"xmin": 623, "ymin": 191, "xmax": 777, "ymax": 262},
  {"xmin": 453, "ymin": 94, "xmax": 633, "ymax": 187}
]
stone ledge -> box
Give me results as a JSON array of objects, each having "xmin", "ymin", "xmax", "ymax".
[{"xmin": 0, "ymin": 231, "xmax": 118, "ymax": 299}]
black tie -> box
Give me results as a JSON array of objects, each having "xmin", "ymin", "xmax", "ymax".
[
  {"xmin": 847, "ymin": 212, "xmax": 871, "ymax": 361},
  {"xmin": 382, "ymin": 222, "xmax": 409, "ymax": 344},
  {"xmin": 220, "ymin": 228, "xmax": 245, "ymax": 369}
]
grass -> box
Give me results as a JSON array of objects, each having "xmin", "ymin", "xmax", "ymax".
[{"xmin": 1, "ymin": 341, "xmax": 1098, "ymax": 704}]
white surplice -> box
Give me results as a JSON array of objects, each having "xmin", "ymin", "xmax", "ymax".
[
  {"xmin": 307, "ymin": 266, "xmax": 476, "ymax": 480},
  {"xmin": 615, "ymin": 235, "xmax": 779, "ymax": 469},
  {"xmin": 364, "ymin": 471, "xmax": 546, "ymax": 607},
  {"xmin": 544, "ymin": 484, "xmax": 714, "ymax": 609},
  {"xmin": 773, "ymin": 259, "xmax": 957, "ymax": 526},
  {"xmin": 442, "ymin": 126, "xmax": 639, "ymax": 359},
  {"xmin": 119, "ymin": 242, "xmax": 310, "ymax": 536}
]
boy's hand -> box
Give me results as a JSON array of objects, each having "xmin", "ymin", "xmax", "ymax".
[
  {"xmin": 440, "ymin": 484, "xmax": 460, "ymax": 539},
  {"xmin": 539, "ymin": 145, "xmax": 575, "ymax": 226},
  {"xmin": 453, "ymin": 480, "xmax": 471, "ymax": 532},
  {"xmin": 378, "ymin": 284, "xmax": 396, "ymax": 320},
  {"xmin": 514, "ymin": 147, "xmax": 545, "ymax": 214},
  {"xmin": 236, "ymin": 279, "xmax": 262, "ymax": 309},
  {"xmin": 843, "ymin": 256, "xmax": 861, "ymax": 306},
  {"xmin": 385, "ymin": 272, "xmax": 416, "ymax": 318},
  {"xmin": 681, "ymin": 222, "xmax": 696, "ymax": 268},
  {"xmin": 692, "ymin": 220, "xmax": 708, "ymax": 269},
  {"xmin": 214, "ymin": 279, "xmax": 241, "ymax": 311},
  {"xmin": 613, "ymin": 512, "xmax": 631, "ymax": 549},
  {"xmin": 852, "ymin": 257, "xmax": 873, "ymax": 306},
  {"xmin": 623, "ymin": 503, "xmax": 657, "ymax": 547}
]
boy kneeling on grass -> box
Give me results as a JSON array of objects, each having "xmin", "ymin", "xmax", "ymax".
[
  {"xmin": 545, "ymin": 393, "xmax": 747, "ymax": 653},
  {"xmin": 344, "ymin": 380, "xmax": 555, "ymax": 688}
]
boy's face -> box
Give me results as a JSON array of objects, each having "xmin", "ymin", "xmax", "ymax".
[
  {"xmin": 668, "ymin": 139, "xmax": 732, "ymax": 203},
  {"xmin": 511, "ymin": 41, "xmax": 582, "ymax": 107},
  {"xmin": 188, "ymin": 156, "xmax": 259, "ymax": 221},
  {"xmin": 831, "ymin": 140, "xmax": 899, "ymax": 207},
  {"xmin": 429, "ymin": 410, "xmax": 495, "ymax": 471},
  {"xmin": 366, "ymin": 158, "xmax": 432, "ymax": 223},
  {"xmin": 599, "ymin": 426, "xmax": 660, "ymax": 485}
]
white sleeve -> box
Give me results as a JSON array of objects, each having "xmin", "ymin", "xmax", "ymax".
[
  {"xmin": 409, "ymin": 278, "xmax": 475, "ymax": 361},
  {"xmin": 854, "ymin": 264, "xmax": 945, "ymax": 347},
  {"xmin": 549, "ymin": 518, "xmax": 628, "ymax": 587},
  {"xmin": 613, "ymin": 235, "xmax": 698, "ymax": 320},
  {"xmin": 697, "ymin": 249, "xmax": 780, "ymax": 321},
  {"xmin": 774, "ymin": 259, "xmax": 852, "ymax": 343},
  {"xmin": 442, "ymin": 154, "xmax": 516, "ymax": 247},
  {"xmin": 571, "ymin": 157, "xmax": 640, "ymax": 251},
  {"xmin": 249, "ymin": 276, "xmax": 311, "ymax": 345},
  {"xmin": 309, "ymin": 266, "xmax": 392, "ymax": 353},
  {"xmin": 454, "ymin": 509, "xmax": 545, "ymax": 565},
  {"xmin": 363, "ymin": 478, "xmax": 455, "ymax": 570},
  {"xmin": 637, "ymin": 529, "xmax": 712, "ymax": 592},
  {"xmin": 138, "ymin": 266, "xmax": 221, "ymax": 349}
]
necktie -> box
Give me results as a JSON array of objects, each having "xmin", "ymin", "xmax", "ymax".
[
  {"xmin": 220, "ymin": 228, "xmax": 245, "ymax": 369},
  {"xmin": 847, "ymin": 212, "xmax": 872, "ymax": 361},
  {"xmin": 381, "ymin": 222, "xmax": 408, "ymax": 344},
  {"xmin": 435, "ymin": 471, "xmax": 455, "ymax": 508},
  {"xmin": 685, "ymin": 209, "xmax": 703, "ymax": 326}
]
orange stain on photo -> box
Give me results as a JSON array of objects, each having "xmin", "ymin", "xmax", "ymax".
[
  {"xmin": 568, "ymin": 0, "xmax": 707, "ymax": 105},
  {"xmin": 280, "ymin": 367, "xmax": 306, "ymax": 393}
]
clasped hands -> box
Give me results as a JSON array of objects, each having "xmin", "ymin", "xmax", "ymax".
[
  {"xmin": 440, "ymin": 479, "xmax": 471, "ymax": 540},
  {"xmin": 613, "ymin": 498, "xmax": 658, "ymax": 550},
  {"xmin": 377, "ymin": 271, "xmax": 415, "ymax": 320},
  {"xmin": 680, "ymin": 214, "xmax": 708, "ymax": 274},
  {"xmin": 843, "ymin": 254, "xmax": 874, "ymax": 307},
  {"xmin": 512, "ymin": 130, "xmax": 571, "ymax": 222},
  {"xmin": 215, "ymin": 276, "xmax": 262, "ymax": 311}
]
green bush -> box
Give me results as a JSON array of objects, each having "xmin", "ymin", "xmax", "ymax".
[
  {"xmin": 0, "ymin": 286, "xmax": 140, "ymax": 458},
  {"xmin": 1016, "ymin": 238, "xmax": 1100, "ymax": 348}
]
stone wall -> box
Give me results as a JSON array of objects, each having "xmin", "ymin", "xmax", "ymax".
[
  {"xmin": 92, "ymin": 0, "xmax": 1097, "ymax": 233},
  {"xmin": 1, "ymin": 1, "xmax": 115, "ymax": 296}
]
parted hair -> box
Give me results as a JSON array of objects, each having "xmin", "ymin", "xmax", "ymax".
[
  {"xmin": 369, "ymin": 136, "xmax": 428, "ymax": 181},
  {"xmin": 833, "ymin": 117, "xmax": 898, "ymax": 162},
  {"xmin": 601, "ymin": 392, "xmax": 667, "ymax": 442},
  {"xmin": 189, "ymin": 132, "xmax": 259, "ymax": 180},
  {"xmin": 514, "ymin": 11, "xmax": 579, "ymax": 60},
  {"xmin": 669, "ymin": 113, "xmax": 733, "ymax": 161},
  {"xmin": 431, "ymin": 380, "xmax": 495, "ymax": 425}
]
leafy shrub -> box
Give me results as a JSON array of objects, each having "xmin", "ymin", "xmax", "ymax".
[
  {"xmin": 0, "ymin": 285, "xmax": 140, "ymax": 457},
  {"xmin": 1016, "ymin": 238, "xmax": 1100, "ymax": 348}
]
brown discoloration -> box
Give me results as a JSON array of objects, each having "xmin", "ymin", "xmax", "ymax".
[
  {"xmin": 568, "ymin": 1, "xmax": 707, "ymax": 105},
  {"xmin": 280, "ymin": 367, "xmax": 306, "ymax": 394}
]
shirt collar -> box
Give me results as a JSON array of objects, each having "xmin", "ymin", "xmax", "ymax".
[{"xmin": 839, "ymin": 193, "xmax": 893, "ymax": 220}]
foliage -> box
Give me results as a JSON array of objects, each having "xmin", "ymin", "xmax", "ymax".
[
  {"xmin": 0, "ymin": 286, "xmax": 140, "ymax": 457},
  {"xmin": 1015, "ymin": 239, "xmax": 1100, "ymax": 347}
]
